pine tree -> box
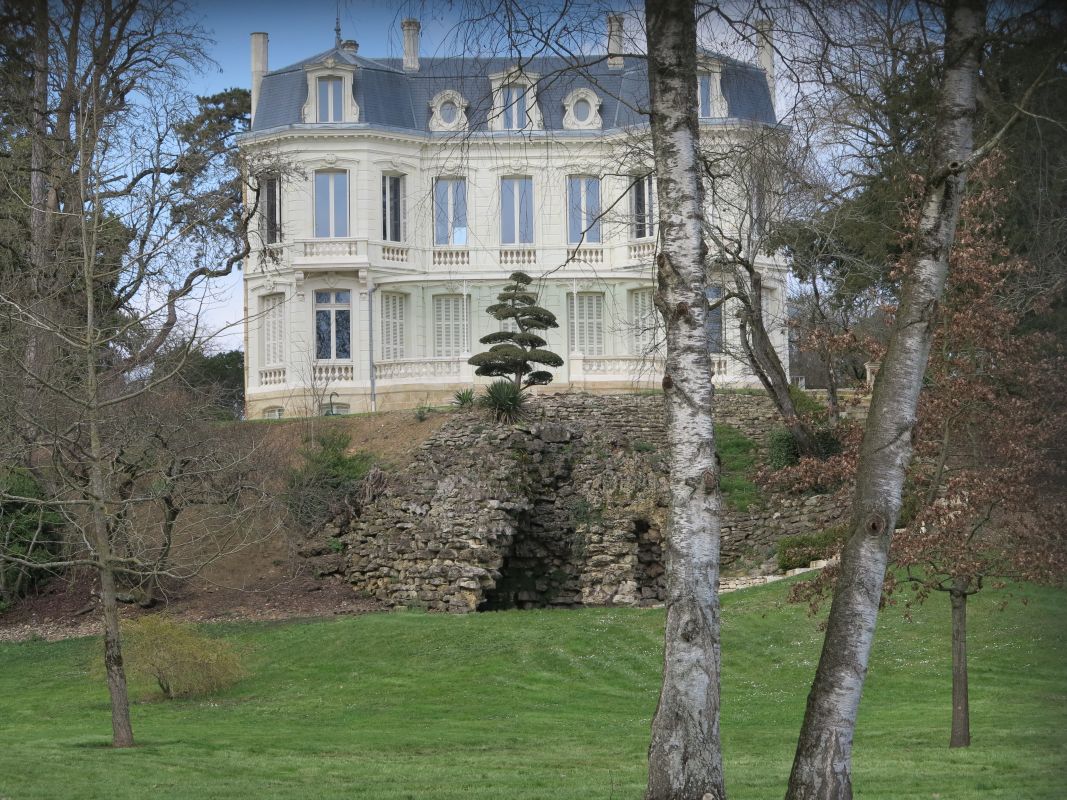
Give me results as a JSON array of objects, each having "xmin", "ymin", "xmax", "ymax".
[{"xmin": 467, "ymin": 271, "xmax": 563, "ymax": 388}]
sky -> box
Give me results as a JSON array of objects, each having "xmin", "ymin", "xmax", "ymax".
[{"xmin": 190, "ymin": 0, "xmax": 464, "ymax": 349}]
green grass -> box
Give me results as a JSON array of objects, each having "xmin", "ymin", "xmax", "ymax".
[
  {"xmin": 716, "ymin": 423, "xmax": 762, "ymax": 511},
  {"xmin": 1, "ymin": 580, "xmax": 1065, "ymax": 799}
]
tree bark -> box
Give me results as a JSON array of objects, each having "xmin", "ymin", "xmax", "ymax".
[
  {"xmin": 785, "ymin": 2, "xmax": 985, "ymax": 798},
  {"xmin": 644, "ymin": 2, "xmax": 725, "ymax": 798},
  {"xmin": 949, "ymin": 583, "xmax": 971, "ymax": 748}
]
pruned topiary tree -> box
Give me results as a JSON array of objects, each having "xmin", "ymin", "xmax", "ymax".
[{"xmin": 468, "ymin": 271, "xmax": 563, "ymax": 389}]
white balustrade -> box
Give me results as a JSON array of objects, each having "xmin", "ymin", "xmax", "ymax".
[
  {"xmin": 711, "ymin": 356, "xmax": 729, "ymax": 377},
  {"xmin": 382, "ymin": 245, "xmax": 409, "ymax": 263},
  {"xmin": 301, "ymin": 239, "xmax": 361, "ymax": 258},
  {"xmin": 376, "ymin": 358, "xmax": 463, "ymax": 381},
  {"xmin": 628, "ymin": 241, "xmax": 657, "ymax": 262},
  {"xmin": 259, "ymin": 367, "xmax": 286, "ymax": 386},
  {"xmin": 569, "ymin": 246, "xmax": 604, "ymax": 265},
  {"xmin": 432, "ymin": 248, "xmax": 470, "ymax": 267},
  {"xmin": 499, "ymin": 247, "xmax": 537, "ymax": 266},
  {"xmin": 583, "ymin": 356, "xmax": 663, "ymax": 376},
  {"xmin": 313, "ymin": 362, "xmax": 355, "ymax": 383}
]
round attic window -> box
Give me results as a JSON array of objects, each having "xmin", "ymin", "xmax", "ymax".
[
  {"xmin": 573, "ymin": 98, "xmax": 592, "ymax": 123},
  {"xmin": 439, "ymin": 101, "xmax": 458, "ymax": 124}
]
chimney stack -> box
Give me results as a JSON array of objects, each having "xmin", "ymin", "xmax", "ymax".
[
  {"xmin": 402, "ymin": 18, "xmax": 421, "ymax": 72},
  {"xmin": 607, "ymin": 15, "xmax": 624, "ymax": 70},
  {"xmin": 251, "ymin": 32, "xmax": 269, "ymax": 125},
  {"xmin": 756, "ymin": 18, "xmax": 775, "ymax": 114}
]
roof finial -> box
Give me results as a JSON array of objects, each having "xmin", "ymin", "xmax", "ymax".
[{"xmin": 334, "ymin": 1, "xmax": 342, "ymax": 48}]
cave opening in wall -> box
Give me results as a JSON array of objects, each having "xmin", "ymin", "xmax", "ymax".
[
  {"xmin": 634, "ymin": 517, "xmax": 666, "ymax": 603},
  {"xmin": 477, "ymin": 513, "xmax": 579, "ymax": 610}
]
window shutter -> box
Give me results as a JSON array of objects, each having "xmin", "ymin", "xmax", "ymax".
[
  {"xmin": 571, "ymin": 293, "xmax": 604, "ymax": 356},
  {"xmin": 382, "ymin": 293, "xmax": 405, "ymax": 360},
  {"xmin": 262, "ymin": 294, "xmax": 284, "ymax": 366},
  {"xmin": 632, "ymin": 289, "xmax": 655, "ymax": 355},
  {"xmin": 434, "ymin": 295, "xmax": 465, "ymax": 357}
]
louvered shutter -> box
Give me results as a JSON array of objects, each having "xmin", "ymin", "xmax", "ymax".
[
  {"xmin": 382, "ymin": 293, "xmax": 405, "ymax": 360},
  {"xmin": 632, "ymin": 289, "xmax": 655, "ymax": 355},
  {"xmin": 262, "ymin": 294, "xmax": 284, "ymax": 366},
  {"xmin": 569, "ymin": 293, "xmax": 604, "ymax": 356},
  {"xmin": 434, "ymin": 295, "xmax": 465, "ymax": 357}
]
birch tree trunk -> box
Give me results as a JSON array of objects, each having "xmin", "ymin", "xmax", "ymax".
[
  {"xmin": 644, "ymin": 1, "xmax": 725, "ymax": 798},
  {"xmin": 785, "ymin": 1, "xmax": 985, "ymax": 797},
  {"xmin": 949, "ymin": 582, "xmax": 971, "ymax": 748}
]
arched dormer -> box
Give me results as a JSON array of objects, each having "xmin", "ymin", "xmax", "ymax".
[
  {"xmin": 488, "ymin": 66, "xmax": 543, "ymax": 132},
  {"xmin": 302, "ymin": 59, "xmax": 360, "ymax": 124},
  {"xmin": 429, "ymin": 89, "xmax": 469, "ymax": 132},
  {"xmin": 562, "ymin": 88, "xmax": 602, "ymax": 130}
]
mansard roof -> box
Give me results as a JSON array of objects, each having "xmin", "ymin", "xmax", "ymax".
[{"xmin": 251, "ymin": 45, "xmax": 776, "ymax": 134}]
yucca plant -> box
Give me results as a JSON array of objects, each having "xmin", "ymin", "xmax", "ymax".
[
  {"xmin": 452, "ymin": 387, "xmax": 475, "ymax": 409},
  {"xmin": 480, "ymin": 379, "xmax": 527, "ymax": 424}
]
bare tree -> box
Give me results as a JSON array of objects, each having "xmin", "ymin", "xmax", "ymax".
[
  {"xmin": 0, "ymin": 0, "xmax": 277, "ymax": 748},
  {"xmin": 783, "ymin": 0, "xmax": 1030, "ymax": 795}
]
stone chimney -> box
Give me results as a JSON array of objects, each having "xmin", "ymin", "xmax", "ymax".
[
  {"xmin": 250, "ymin": 32, "xmax": 269, "ymax": 125},
  {"xmin": 402, "ymin": 18, "xmax": 421, "ymax": 72},
  {"xmin": 341, "ymin": 39, "xmax": 359, "ymax": 54},
  {"xmin": 607, "ymin": 14, "xmax": 624, "ymax": 70},
  {"xmin": 756, "ymin": 18, "xmax": 775, "ymax": 114}
]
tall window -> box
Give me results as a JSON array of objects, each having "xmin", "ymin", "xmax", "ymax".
[
  {"xmin": 314, "ymin": 170, "xmax": 348, "ymax": 238},
  {"xmin": 381, "ymin": 293, "xmax": 406, "ymax": 360},
  {"xmin": 382, "ymin": 175, "xmax": 405, "ymax": 242},
  {"xmin": 501, "ymin": 84, "xmax": 528, "ymax": 130},
  {"xmin": 501, "ymin": 176, "xmax": 533, "ymax": 245},
  {"xmin": 631, "ymin": 289, "xmax": 655, "ymax": 355},
  {"xmin": 260, "ymin": 176, "xmax": 281, "ymax": 244},
  {"xmin": 632, "ymin": 174, "xmax": 655, "ymax": 240},
  {"xmin": 261, "ymin": 294, "xmax": 285, "ymax": 366},
  {"xmin": 567, "ymin": 176, "xmax": 601, "ymax": 244},
  {"xmin": 698, "ymin": 72, "xmax": 725, "ymax": 119},
  {"xmin": 315, "ymin": 290, "xmax": 351, "ymax": 360},
  {"xmin": 706, "ymin": 285, "xmax": 723, "ymax": 353},
  {"xmin": 433, "ymin": 178, "xmax": 467, "ymax": 245},
  {"xmin": 568, "ymin": 292, "xmax": 604, "ymax": 355},
  {"xmin": 317, "ymin": 76, "xmax": 343, "ymax": 122},
  {"xmin": 433, "ymin": 295, "xmax": 467, "ymax": 357}
]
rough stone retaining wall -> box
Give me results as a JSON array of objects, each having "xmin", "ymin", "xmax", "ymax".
[{"xmin": 335, "ymin": 392, "xmax": 843, "ymax": 612}]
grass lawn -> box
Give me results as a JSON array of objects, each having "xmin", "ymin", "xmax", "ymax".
[
  {"xmin": 1, "ymin": 578, "xmax": 1064, "ymax": 799},
  {"xmin": 716, "ymin": 423, "xmax": 761, "ymax": 511}
]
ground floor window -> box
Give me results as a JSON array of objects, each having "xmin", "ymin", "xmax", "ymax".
[
  {"xmin": 631, "ymin": 289, "xmax": 656, "ymax": 355},
  {"xmin": 568, "ymin": 292, "xmax": 604, "ymax": 355},
  {"xmin": 433, "ymin": 294, "xmax": 468, "ymax": 357},
  {"xmin": 706, "ymin": 286, "xmax": 723, "ymax": 353},
  {"xmin": 261, "ymin": 293, "xmax": 285, "ymax": 367},
  {"xmin": 315, "ymin": 290, "xmax": 351, "ymax": 360},
  {"xmin": 381, "ymin": 292, "xmax": 406, "ymax": 360}
]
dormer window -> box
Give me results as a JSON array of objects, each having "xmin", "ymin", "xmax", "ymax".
[
  {"xmin": 562, "ymin": 88, "xmax": 602, "ymax": 130},
  {"xmin": 501, "ymin": 84, "xmax": 528, "ymax": 130},
  {"xmin": 489, "ymin": 68, "xmax": 542, "ymax": 132},
  {"xmin": 698, "ymin": 68, "xmax": 728, "ymax": 118},
  {"xmin": 317, "ymin": 77, "xmax": 343, "ymax": 122},
  {"xmin": 302, "ymin": 61, "xmax": 359, "ymax": 123},
  {"xmin": 429, "ymin": 90, "xmax": 469, "ymax": 132}
]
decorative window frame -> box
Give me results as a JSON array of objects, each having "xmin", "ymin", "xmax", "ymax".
[
  {"xmin": 562, "ymin": 88, "xmax": 602, "ymax": 130},
  {"xmin": 696, "ymin": 58, "xmax": 728, "ymax": 119},
  {"xmin": 302, "ymin": 60, "xmax": 360, "ymax": 123},
  {"xmin": 488, "ymin": 67, "xmax": 543, "ymax": 132},
  {"xmin": 428, "ymin": 90, "xmax": 469, "ymax": 132}
]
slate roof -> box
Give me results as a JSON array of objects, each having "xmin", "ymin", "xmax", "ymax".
[{"xmin": 251, "ymin": 45, "xmax": 776, "ymax": 134}]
